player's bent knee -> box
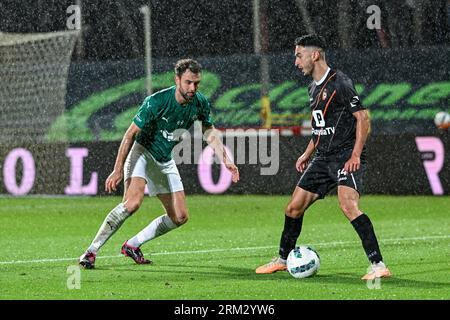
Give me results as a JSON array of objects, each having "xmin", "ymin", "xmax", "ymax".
[
  {"xmin": 339, "ymin": 203, "xmax": 360, "ymax": 220},
  {"xmin": 285, "ymin": 205, "xmax": 304, "ymax": 219},
  {"xmin": 173, "ymin": 211, "xmax": 189, "ymax": 226},
  {"xmin": 123, "ymin": 198, "xmax": 143, "ymax": 214}
]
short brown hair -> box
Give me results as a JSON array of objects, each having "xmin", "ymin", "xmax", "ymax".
[{"xmin": 174, "ymin": 59, "xmax": 202, "ymax": 77}]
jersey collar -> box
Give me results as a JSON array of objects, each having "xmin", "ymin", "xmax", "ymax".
[{"xmin": 314, "ymin": 67, "xmax": 331, "ymax": 86}]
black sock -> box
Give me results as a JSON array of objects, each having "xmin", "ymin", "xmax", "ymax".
[
  {"xmin": 351, "ymin": 213, "xmax": 383, "ymax": 263},
  {"xmin": 279, "ymin": 215, "xmax": 304, "ymax": 260}
]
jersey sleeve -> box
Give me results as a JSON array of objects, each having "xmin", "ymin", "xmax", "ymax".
[
  {"xmin": 339, "ymin": 78, "xmax": 365, "ymax": 113},
  {"xmin": 133, "ymin": 95, "xmax": 159, "ymax": 129},
  {"xmin": 197, "ymin": 95, "xmax": 214, "ymax": 128}
]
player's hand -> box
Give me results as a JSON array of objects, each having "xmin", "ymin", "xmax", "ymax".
[
  {"xmin": 226, "ymin": 163, "xmax": 240, "ymax": 183},
  {"xmin": 296, "ymin": 154, "xmax": 310, "ymax": 173},
  {"xmin": 344, "ymin": 154, "xmax": 360, "ymax": 173},
  {"xmin": 105, "ymin": 169, "xmax": 123, "ymax": 193}
]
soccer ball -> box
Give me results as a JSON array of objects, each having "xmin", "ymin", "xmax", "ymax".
[
  {"xmin": 434, "ymin": 111, "xmax": 450, "ymax": 129},
  {"xmin": 286, "ymin": 246, "xmax": 320, "ymax": 279}
]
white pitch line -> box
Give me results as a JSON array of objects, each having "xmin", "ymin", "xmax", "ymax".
[{"xmin": 0, "ymin": 234, "xmax": 448, "ymax": 266}]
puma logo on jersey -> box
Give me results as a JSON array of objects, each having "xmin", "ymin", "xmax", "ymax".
[{"xmin": 162, "ymin": 116, "xmax": 169, "ymax": 122}]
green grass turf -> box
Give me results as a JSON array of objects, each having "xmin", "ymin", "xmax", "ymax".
[{"xmin": 0, "ymin": 195, "xmax": 448, "ymax": 300}]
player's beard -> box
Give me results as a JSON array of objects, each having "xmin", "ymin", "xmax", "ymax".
[
  {"xmin": 179, "ymin": 87, "xmax": 195, "ymax": 103},
  {"xmin": 301, "ymin": 64, "xmax": 313, "ymax": 76},
  {"xmin": 299, "ymin": 58, "xmax": 315, "ymax": 76}
]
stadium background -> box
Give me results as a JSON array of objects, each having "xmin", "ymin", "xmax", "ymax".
[
  {"xmin": 0, "ymin": 0, "xmax": 449, "ymax": 303},
  {"xmin": 0, "ymin": 0, "xmax": 448, "ymax": 196}
]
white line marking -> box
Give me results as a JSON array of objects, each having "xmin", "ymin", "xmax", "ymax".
[{"xmin": 0, "ymin": 235, "xmax": 448, "ymax": 266}]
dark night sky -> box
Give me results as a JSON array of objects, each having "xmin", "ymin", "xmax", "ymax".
[{"xmin": 0, "ymin": 0, "xmax": 448, "ymax": 60}]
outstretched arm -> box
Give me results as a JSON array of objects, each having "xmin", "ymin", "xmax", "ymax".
[
  {"xmin": 203, "ymin": 125, "xmax": 240, "ymax": 183},
  {"xmin": 344, "ymin": 109, "xmax": 370, "ymax": 173},
  {"xmin": 105, "ymin": 122, "xmax": 142, "ymax": 193}
]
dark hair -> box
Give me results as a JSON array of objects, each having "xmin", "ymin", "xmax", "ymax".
[
  {"xmin": 174, "ymin": 58, "xmax": 202, "ymax": 77},
  {"xmin": 294, "ymin": 34, "xmax": 326, "ymax": 50}
]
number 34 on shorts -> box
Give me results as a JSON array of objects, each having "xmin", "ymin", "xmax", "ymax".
[{"xmin": 338, "ymin": 168, "xmax": 351, "ymax": 182}]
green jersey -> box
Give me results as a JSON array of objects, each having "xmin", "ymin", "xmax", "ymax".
[{"xmin": 133, "ymin": 86, "xmax": 213, "ymax": 162}]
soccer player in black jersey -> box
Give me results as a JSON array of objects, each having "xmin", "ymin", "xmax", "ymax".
[{"xmin": 256, "ymin": 34, "xmax": 391, "ymax": 280}]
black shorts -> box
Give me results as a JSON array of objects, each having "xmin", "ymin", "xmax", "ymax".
[{"xmin": 297, "ymin": 149, "xmax": 366, "ymax": 199}]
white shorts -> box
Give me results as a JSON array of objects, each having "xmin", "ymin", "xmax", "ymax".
[{"xmin": 124, "ymin": 142, "xmax": 184, "ymax": 196}]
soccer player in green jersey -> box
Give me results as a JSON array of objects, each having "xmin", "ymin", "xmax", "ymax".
[{"xmin": 79, "ymin": 59, "xmax": 239, "ymax": 269}]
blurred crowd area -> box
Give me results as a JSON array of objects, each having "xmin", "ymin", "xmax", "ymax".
[{"xmin": 0, "ymin": 0, "xmax": 449, "ymax": 60}]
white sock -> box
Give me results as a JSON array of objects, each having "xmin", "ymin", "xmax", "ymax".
[
  {"xmin": 127, "ymin": 214, "xmax": 178, "ymax": 247},
  {"xmin": 87, "ymin": 203, "xmax": 129, "ymax": 253}
]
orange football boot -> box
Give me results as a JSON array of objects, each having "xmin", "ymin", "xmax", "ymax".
[
  {"xmin": 256, "ymin": 257, "xmax": 287, "ymax": 274},
  {"xmin": 361, "ymin": 262, "xmax": 392, "ymax": 280}
]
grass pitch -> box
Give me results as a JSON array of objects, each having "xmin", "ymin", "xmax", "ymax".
[{"xmin": 0, "ymin": 195, "xmax": 448, "ymax": 300}]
